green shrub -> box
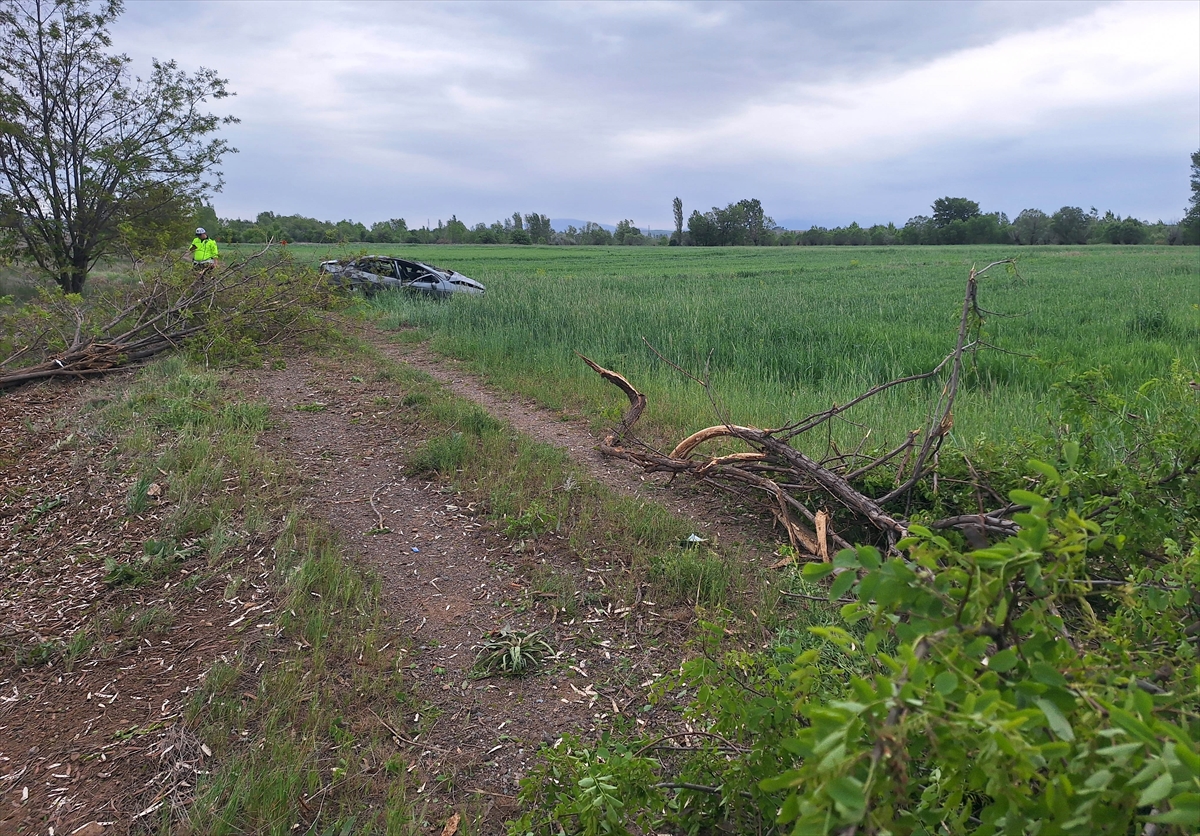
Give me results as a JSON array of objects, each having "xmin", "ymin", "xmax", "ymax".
[{"xmin": 511, "ymin": 456, "xmax": 1200, "ymax": 835}]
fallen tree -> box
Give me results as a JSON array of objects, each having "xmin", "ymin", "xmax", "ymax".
[
  {"xmin": 580, "ymin": 260, "xmax": 1025, "ymax": 558},
  {"xmin": 0, "ymin": 248, "xmax": 337, "ymax": 389}
]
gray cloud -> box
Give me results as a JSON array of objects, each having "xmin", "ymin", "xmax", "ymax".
[{"xmin": 112, "ymin": 0, "xmax": 1197, "ymax": 228}]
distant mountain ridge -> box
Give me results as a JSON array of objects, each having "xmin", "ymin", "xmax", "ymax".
[
  {"xmin": 549, "ymin": 218, "xmax": 614, "ymax": 232},
  {"xmin": 551, "ymin": 218, "xmax": 672, "ymax": 237}
]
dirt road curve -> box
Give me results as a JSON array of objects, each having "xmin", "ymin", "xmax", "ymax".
[{"xmin": 376, "ymin": 335, "xmax": 776, "ymax": 549}]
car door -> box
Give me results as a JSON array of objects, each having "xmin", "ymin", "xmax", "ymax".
[{"xmin": 405, "ymin": 262, "xmax": 449, "ymax": 299}]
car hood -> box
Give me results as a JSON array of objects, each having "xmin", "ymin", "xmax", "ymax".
[{"xmin": 443, "ymin": 270, "xmax": 485, "ymax": 294}]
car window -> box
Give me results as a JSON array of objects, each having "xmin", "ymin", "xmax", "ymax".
[
  {"xmin": 395, "ymin": 261, "xmax": 417, "ymax": 282},
  {"xmin": 359, "ymin": 259, "xmax": 396, "ymax": 279}
]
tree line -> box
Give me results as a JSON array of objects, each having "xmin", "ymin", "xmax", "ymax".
[
  {"xmin": 204, "ymin": 178, "xmax": 1199, "ymax": 249},
  {"xmin": 205, "ymin": 209, "xmax": 656, "ymax": 247}
]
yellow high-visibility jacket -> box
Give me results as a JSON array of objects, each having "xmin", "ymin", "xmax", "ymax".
[{"xmin": 191, "ymin": 237, "xmax": 219, "ymax": 261}]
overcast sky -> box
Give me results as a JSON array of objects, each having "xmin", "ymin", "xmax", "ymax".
[{"xmin": 113, "ymin": 0, "xmax": 1199, "ymax": 230}]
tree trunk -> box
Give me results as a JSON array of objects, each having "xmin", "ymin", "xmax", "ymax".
[{"xmin": 61, "ymin": 247, "xmax": 90, "ymax": 294}]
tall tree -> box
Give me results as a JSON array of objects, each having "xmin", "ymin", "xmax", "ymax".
[
  {"xmin": 737, "ymin": 198, "xmax": 771, "ymax": 245},
  {"xmin": 1011, "ymin": 209, "xmax": 1051, "ymax": 245},
  {"xmin": 1050, "ymin": 206, "xmax": 1091, "ymax": 245},
  {"xmin": 0, "ymin": 0, "xmax": 236, "ymax": 292},
  {"xmin": 613, "ymin": 219, "xmax": 642, "ymax": 245},
  {"xmin": 687, "ymin": 209, "xmax": 716, "ymax": 246},
  {"xmin": 672, "ymin": 196, "xmax": 683, "ymax": 245},
  {"xmin": 1183, "ymin": 149, "xmax": 1200, "ymax": 245},
  {"xmin": 931, "ymin": 197, "xmax": 981, "ymax": 228}
]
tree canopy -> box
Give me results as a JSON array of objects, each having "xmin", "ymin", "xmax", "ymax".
[
  {"xmin": 0, "ymin": 0, "xmax": 236, "ymax": 291},
  {"xmin": 931, "ymin": 196, "xmax": 981, "ymax": 228}
]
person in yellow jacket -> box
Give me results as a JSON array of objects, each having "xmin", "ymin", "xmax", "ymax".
[{"xmin": 189, "ymin": 227, "xmax": 219, "ymax": 272}]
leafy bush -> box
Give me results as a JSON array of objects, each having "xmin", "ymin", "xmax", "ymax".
[{"xmin": 510, "ymin": 446, "xmax": 1199, "ymax": 835}]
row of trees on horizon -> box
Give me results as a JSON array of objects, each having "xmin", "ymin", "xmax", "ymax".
[{"xmin": 202, "ymin": 195, "xmax": 1198, "ymax": 248}]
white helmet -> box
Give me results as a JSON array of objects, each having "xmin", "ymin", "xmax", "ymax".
[{"xmin": 195, "ymin": 227, "xmax": 206, "ymax": 235}]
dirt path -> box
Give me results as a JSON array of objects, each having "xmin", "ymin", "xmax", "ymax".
[
  {"xmin": 242, "ymin": 328, "xmax": 782, "ymax": 825},
  {"xmin": 241, "ymin": 330, "xmax": 778, "ymax": 829},
  {"xmin": 371, "ymin": 333, "xmax": 777, "ymax": 549},
  {"xmin": 1, "ymin": 330, "xmax": 779, "ymax": 833}
]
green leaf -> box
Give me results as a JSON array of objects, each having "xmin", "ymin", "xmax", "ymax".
[
  {"xmin": 1029, "ymin": 663, "xmax": 1067, "ymax": 687},
  {"xmin": 759, "ymin": 768, "xmax": 804, "ymax": 793},
  {"xmin": 840, "ymin": 602, "xmax": 867, "ymax": 623},
  {"xmin": 829, "ymin": 570, "xmax": 857, "ymax": 600},
  {"xmin": 988, "ymin": 648, "xmax": 1019, "ymax": 673},
  {"xmin": 1096, "ymin": 741, "xmax": 1143, "ymax": 762},
  {"xmin": 856, "ymin": 546, "xmax": 881, "ymax": 570},
  {"xmin": 1028, "ymin": 459, "xmax": 1061, "ymax": 483},
  {"xmin": 1107, "ymin": 706, "xmax": 1158, "ymax": 746},
  {"xmin": 1008, "ymin": 489, "xmax": 1047, "ymax": 509},
  {"xmin": 1137, "ymin": 771, "xmax": 1174, "ymax": 807},
  {"xmin": 802, "ymin": 562, "xmax": 834, "ymax": 580},
  {"xmin": 934, "ymin": 671, "xmax": 958, "ymax": 696},
  {"xmin": 777, "ymin": 791, "xmax": 800, "ymax": 823},
  {"xmin": 1036, "ymin": 698, "xmax": 1075, "ymax": 742},
  {"xmin": 832, "ymin": 549, "xmax": 860, "ymax": 569},
  {"xmin": 1175, "ymin": 742, "xmax": 1200, "ymax": 776},
  {"xmin": 1147, "ymin": 793, "xmax": 1200, "ymax": 825},
  {"xmin": 1062, "ymin": 440, "xmax": 1079, "ymax": 469},
  {"xmin": 827, "ymin": 776, "xmax": 865, "ymax": 814}
]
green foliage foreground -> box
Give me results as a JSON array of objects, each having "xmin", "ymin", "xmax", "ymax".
[{"xmin": 510, "ymin": 377, "xmax": 1199, "ymax": 834}]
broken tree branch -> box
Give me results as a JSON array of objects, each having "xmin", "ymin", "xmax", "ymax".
[{"xmin": 579, "ymin": 261, "xmax": 1021, "ymax": 557}]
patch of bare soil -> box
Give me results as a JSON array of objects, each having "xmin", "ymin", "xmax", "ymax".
[{"xmin": 0, "ymin": 378, "xmax": 276, "ymax": 834}]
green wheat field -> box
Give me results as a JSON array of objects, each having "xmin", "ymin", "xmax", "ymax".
[{"xmin": 268, "ymin": 243, "xmax": 1198, "ymax": 455}]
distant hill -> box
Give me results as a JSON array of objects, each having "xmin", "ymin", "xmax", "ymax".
[
  {"xmin": 550, "ymin": 218, "xmax": 614, "ymax": 232},
  {"xmin": 551, "ymin": 218, "xmax": 671, "ymax": 237}
]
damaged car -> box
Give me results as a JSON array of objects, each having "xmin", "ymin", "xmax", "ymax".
[{"xmin": 319, "ymin": 256, "xmax": 485, "ymax": 298}]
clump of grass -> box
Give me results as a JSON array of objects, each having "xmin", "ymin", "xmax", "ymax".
[
  {"xmin": 647, "ymin": 548, "xmax": 737, "ymax": 607},
  {"xmin": 102, "ymin": 538, "xmax": 197, "ymax": 587},
  {"xmin": 130, "ymin": 606, "xmax": 175, "ymax": 636},
  {"xmin": 1126, "ymin": 308, "xmax": 1174, "ymax": 338},
  {"xmin": 406, "ymin": 431, "xmax": 470, "ymax": 475},
  {"xmin": 127, "ymin": 474, "xmax": 153, "ymax": 513},
  {"xmin": 473, "ymin": 628, "xmax": 554, "ymax": 677},
  {"xmin": 504, "ymin": 501, "xmax": 558, "ymax": 539}
]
